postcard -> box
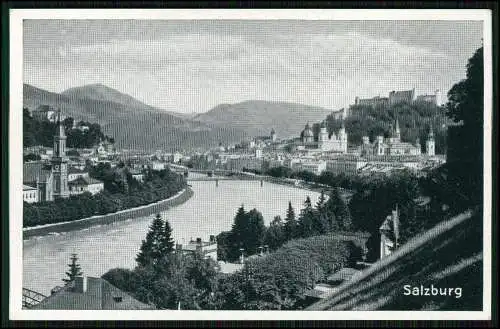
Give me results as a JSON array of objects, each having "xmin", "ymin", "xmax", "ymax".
[{"xmin": 8, "ymin": 8, "xmax": 492, "ymax": 321}]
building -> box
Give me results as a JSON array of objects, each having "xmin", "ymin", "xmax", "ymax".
[
  {"xmin": 270, "ymin": 128, "xmax": 277, "ymax": 142},
  {"xmin": 32, "ymin": 105, "xmax": 57, "ymax": 122},
  {"xmin": 379, "ymin": 208, "xmax": 400, "ymax": 260},
  {"xmin": 389, "ymin": 88, "xmax": 416, "ymax": 105},
  {"xmin": 129, "ymin": 169, "xmax": 144, "ymax": 182},
  {"xmin": 361, "ymin": 119, "xmax": 421, "ymax": 156},
  {"xmin": 355, "ymin": 96, "xmax": 389, "ymax": 108},
  {"xmin": 31, "ymin": 276, "xmax": 154, "ymax": 310},
  {"xmin": 225, "ymin": 157, "xmax": 263, "ymax": 171},
  {"xmin": 326, "ymin": 157, "xmax": 367, "ymax": 176},
  {"xmin": 151, "ymin": 161, "xmax": 167, "ymax": 171},
  {"xmin": 176, "ymin": 236, "xmax": 218, "ymax": 262},
  {"xmin": 326, "ymin": 267, "xmax": 363, "ymax": 286},
  {"xmin": 354, "ymin": 88, "xmax": 442, "ymax": 108},
  {"xmin": 294, "ymin": 160, "xmax": 327, "ymax": 175},
  {"xmin": 299, "ymin": 121, "xmax": 348, "ymax": 154},
  {"xmin": 426, "ymin": 126, "xmax": 435, "ymax": 156},
  {"xmin": 51, "ymin": 109, "xmax": 70, "ymax": 199},
  {"xmin": 23, "ymin": 109, "xmax": 104, "ymax": 202},
  {"xmin": 23, "ymin": 161, "xmax": 54, "ymax": 202},
  {"xmin": 68, "ymin": 176, "xmax": 104, "ymax": 195},
  {"xmin": 416, "ymin": 89, "xmax": 442, "ymax": 106},
  {"xmin": 67, "ymin": 167, "xmax": 89, "ymax": 181},
  {"xmin": 23, "ymin": 110, "xmax": 69, "ymax": 202},
  {"xmin": 23, "ymin": 185, "xmax": 39, "ymax": 203},
  {"xmin": 331, "ymin": 108, "xmax": 349, "ymax": 120}
]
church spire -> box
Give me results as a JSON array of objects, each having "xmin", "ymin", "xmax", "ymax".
[
  {"xmin": 57, "ymin": 108, "xmax": 65, "ymax": 138},
  {"xmin": 394, "ymin": 117, "xmax": 401, "ymax": 141}
]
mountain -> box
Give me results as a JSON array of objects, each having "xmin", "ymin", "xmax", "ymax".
[
  {"xmin": 193, "ymin": 100, "xmax": 333, "ymax": 139},
  {"xmin": 23, "ymin": 84, "xmax": 247, "ymax": 151},
  {"xmin": 61, "ymin": 84, "xmax": 161, "ymax": 112},
  {"xmin": 24, "ymin": 84, "xmax": 332, "ymax": 151}
]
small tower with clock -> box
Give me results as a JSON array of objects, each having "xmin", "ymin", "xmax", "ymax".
[{"xmin": 51, "ymin": 108, "xmax": 70, "ymax": 199}]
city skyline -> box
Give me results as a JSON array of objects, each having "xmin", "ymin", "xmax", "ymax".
[{"xmin": 24, "ymin": 20, "xmax": 482, "ymax": 113}]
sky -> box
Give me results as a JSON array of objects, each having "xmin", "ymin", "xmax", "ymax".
[{"xmin": 23, "ymin": 20, "xmax": 483, "ymax": 113}]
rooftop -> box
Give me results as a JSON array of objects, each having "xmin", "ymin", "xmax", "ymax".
[
  {"xmin": 68, "ymin": 167, "xmax": 88, "ymax": 174},
  {"xmin": 23, "ymin": 185, "xmax": 37, "ymax": 191},
  {"xmin": 31, "ymin": 277, "xmax": 154, "ymax": 310},
  {"xmin": 68, "ymin": 176, "xmax": 103, "ymax": 186},
  {"xmin": 23, "ymin": 161, "xmax": 52, "ymax": 184},
  {"xmin": 326, "ymin": 267, "xmax": 362, "ymax": 283}
]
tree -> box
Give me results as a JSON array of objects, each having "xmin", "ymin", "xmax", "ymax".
[
  {"xmin": 445, "ymin": 46, "xmax": 483, "ymax": 208},
  {"xmin": 229, "ymin": 205, "xmax": 247, "ymax": 257},
  {"xmin": 316, "ymin": 190, "xmax": 327, "ymax": 211},
  {"xmin": 136, "ymin": 214, "xmax": 173, "ymax": 268},
  {"xmin": 162, "ymin": 218, "xmax": 175, "ymax": 254},
  {"xmin": 101, "ymin": 268, "xmax": 137, "ymax": 293},
  {"xmin": 284, "ymin": 201, "xmax": 297, "ymax": 241},
  {"xmin": 242, "ymin": 209, "xmax": 267, "ymax": 255},
  {"xmin": 263, "ymin": 216, "xmax": 286, "ymax": 251},
  {"xmin": 297, "ymin": 196, "xmax": 315, "ymax": 238},
  {"xmin": 326, "ymin": 188, "xmax": 352, "ymax": 231},
  {"xmin": 62, "ymin": 253, "xmax": 83, "ymax": 284}
]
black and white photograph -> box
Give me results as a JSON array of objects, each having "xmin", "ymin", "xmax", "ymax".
[{"xmin": 8, "ymin": 9, "xmax": 492, "ymax": 321}]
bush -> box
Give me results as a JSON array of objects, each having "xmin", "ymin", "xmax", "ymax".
[{"xmin": 215, "ymin": 234, "xmax": 361, "ymax": 310}]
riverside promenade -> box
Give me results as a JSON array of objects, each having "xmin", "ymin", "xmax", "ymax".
[{"xmin": 23, "ymin": 187, "xmax": 194, "ymax": 239}]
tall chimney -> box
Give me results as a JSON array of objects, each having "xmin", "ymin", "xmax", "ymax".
[{"xmin": 74, "ymin": 276, "xmax": 87, "ymax": 293}]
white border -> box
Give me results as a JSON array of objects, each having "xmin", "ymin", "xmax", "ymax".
[{"xmin": 9, "ymin": 9, "xmax": 493, "ymax": 321}]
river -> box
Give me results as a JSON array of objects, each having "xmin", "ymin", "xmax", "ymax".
[{"xmin": 23, "ymin": 175, "xmax": 321, "ymax": 295}]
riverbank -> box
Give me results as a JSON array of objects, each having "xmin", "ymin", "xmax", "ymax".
[{"xmin": 23, "ymin": 187, "xmax": 194, "ymax": 239}]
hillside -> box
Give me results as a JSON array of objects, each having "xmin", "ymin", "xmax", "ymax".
[
  {"xmin": 61, "ymin": 84, "xmax": 160, "ymax": 113},
  {"xmin": 325, "ymin": 102, "xmax": 451, "ymax": 154},
  {"xmin": 193, "ymin": 100, "xmax": 333, "ymax": 139},
  {"xmin": 23, "ymin": 84, "xmax": 247, "ymax": 151},
  {"xmin": 306, "ymin": 209, "xmax": 482, "ymax": 311},
  {"xmin": 24, "ymin": 84, "xmax": 335, "ymax": 150}
]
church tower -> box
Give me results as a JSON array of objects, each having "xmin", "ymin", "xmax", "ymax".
[
  {"xmin": 319, "ymin": 121, "xmax": 329, "ymax": 143},
  {"xmin": 270, "ymin": 128, "xmax": 277, "ymax": 142},
  {"xmin": 51, "ymin": 108, "xmax": 69, "ymax": 199},
  {"xmin": 426, "ymin": 126, "xmax": 435, "ymax": 156},
  {"xmin": 394, "ymin": 118, "xmax": 401, "ymax": 142},
  {"xmin": 338, "ymin": 122, "xmax": 348, "ymax": 153}
]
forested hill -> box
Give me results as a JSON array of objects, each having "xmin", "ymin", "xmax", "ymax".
[
  {"xmin": 323, "ymin": 101, "xmax": 450, "ymax": 154},
  {"xmin": 23, "ymin": 108, "xmax": 113, "ymax": 149}
]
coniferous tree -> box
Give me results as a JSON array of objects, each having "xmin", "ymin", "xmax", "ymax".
[
  {"xmin": 316, "ymin": 190, "xmax": 327, "ymax": 211},
  {"xmin": 136, "ymin": 213, "xmax": 168, "ymax": 267},
  {"xmin": 298, "ymin": 196, "xmax": 315, "ymax": 238},
  {"xmin": 312, "ymin": 190, "xmax": 330, "ymax": 234},
  {"xmin": 62, "ymin": 253, "xmax": 83, "ymax": 284},
  {"xmin": 244, "ymin": 209, "xmax": 267, "ymax": 255},
  {"xmin": 326, "ymin": 188, "xmax": 352, "ymax": 231},
  {"xmin": 284, "ymin": 201, "xmax": 297, "ymax": 241},
  {"xmin": 162, "ymin": 218, "xmax": 175, "ymax": 254},
  {"xmin": 230, "ymin": 205, "xmax": 247, "ymax": 252}
]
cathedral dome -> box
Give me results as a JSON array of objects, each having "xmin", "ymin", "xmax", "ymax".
[{"xmin": 302, "ymin": 123, "xmax": 314, "ymax": 138}]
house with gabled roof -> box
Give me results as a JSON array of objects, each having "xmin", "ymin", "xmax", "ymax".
[{"xmin": 31, "ymin": 276, "xmax": 155, "ymax": 310}]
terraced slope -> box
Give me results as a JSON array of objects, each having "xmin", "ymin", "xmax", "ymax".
[{"xmin": 307, "ymin": 209, "xmax": 483, "ymax": 311}]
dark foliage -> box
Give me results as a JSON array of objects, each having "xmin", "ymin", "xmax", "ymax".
[
  {"xmin": 23, "ymin": 108, "xmax": 113, "ymax": 148},
  {"xmin": 23, "ymin": 167, "xmax": 186, "ymax": 227}
]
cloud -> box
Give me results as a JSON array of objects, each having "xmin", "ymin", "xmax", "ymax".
[{"xmin": 23, "ymin": 21, "xmax": 479, "ymax": 112}]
